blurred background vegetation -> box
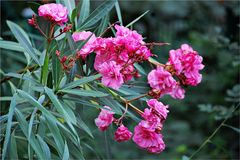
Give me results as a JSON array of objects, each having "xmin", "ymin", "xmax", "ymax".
[{"xmin": 1, "ymin": 0, "xmax": 239, "ymax": 159}]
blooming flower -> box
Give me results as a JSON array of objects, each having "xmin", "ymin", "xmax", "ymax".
[
  {"xmin": 147, "ymin": 99, "xmax": 169, "ymax": 120},
  {"xmin": 168, "ymin": 44, "xmax": 204, "ymax": 86},
  {"xmin": 72, "ymin": 31, "xmax": 97, "ymax": 58},
  {"xmin": 147, "ymin": 66, "xmax": 185, "ymax": 99},
  {"xmin": 114, "ymin": 124, "xmax": 132, "ymax": 142},
  {"xmin": 38, "ymin": 3, "xmax": 68, "ymax": 26},
  {"xmin": 98, "ymin": 61, "xmax": 124, "ymax": 89},
  {"xmin": 133, "ymin": 121, "xmax": 165, "ymax": 153},
  {"xmin": 95, "ymin": 106, "xmax": 115, "ymax": 131}
]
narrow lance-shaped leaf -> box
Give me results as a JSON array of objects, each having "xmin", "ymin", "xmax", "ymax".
[
  {"xmin": 126, "ymin": 10, "xmax": 149, "ymax": 28},
  {"xmin": 60, "ymin": 89, "xmax": 108, "ymax": 98},
  {"xmin": 62, "ymin": 142, "xmax": 70, "ymax": 160},
  {"xmin": 44, "ymin": 87, "xmax": 76, "ymax": 124},
  {"xmin": 77, "ymin": 0, "xmax": 90, "ymax": 27},
  {"xmin": 6, "ymin": 20, "xmax": 41, "ymax": 65},
  {"xmin": 14, "ymin": 108, "xmax": 46, "ymax": 160},
  {"xmin": 36, "ymin": 135, "xmax": 51, "ymax": 160},
  {"xmin": 115, "ymin": 1, "xmax": 123, "ymax": 25},
  {"xmin": 2, "ymin": 94, "xmax": 17, "ymax": 160},
  {"xmin": 62, "ymin": 74, "xmax": 101, "ymax": 90},
  {"xmin": 79, "ymin": 0, "xmax": 117, "ymax": 30},
  {"xmin": 9, "ymin": 131, "xmax": 18, "ymax": 160}
]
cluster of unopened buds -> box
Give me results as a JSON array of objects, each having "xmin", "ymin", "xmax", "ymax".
[{"xmin": 29, "ymin": 3, "xmax": 204, "ymax": 154}]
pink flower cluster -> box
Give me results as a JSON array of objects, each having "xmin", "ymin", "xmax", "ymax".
[
  {"xmin": 167, "ymin": 44, "xmax": 204, "ymax": 86},
  {"xmin": 148, "ymin": 44, "xmax": 204, "ymax": 99},
  {"xmin": 133, "ymin": 99, "xmax": 168, "ymax": 153},
  {"xmin": 38, "ymin": 3, "xmax": 68, "ymax": 26},
  {"xmin": 72, "ymin": 25, "xmax": 152, "ymax": 89},
  {"xmin": 72, "ymin": 31, "xmax": 97, "ymax": 59},
  {"xmin": 95, "ymin": 106, "xmax": 132, "ymax": 142},
  {"xmin": 95, "ymin": 106, "xmax": 115, "ymax": 131},
  {"xmin": 148, "ymin": 66, "xmax": 185, "ymax": 99},
  {"xmin": 95, "ymin": 99, "xmax": 168, "ymax": 153}
]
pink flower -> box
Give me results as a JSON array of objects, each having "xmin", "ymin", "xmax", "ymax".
[
  {"xmin": 168, "ymin": 44, "xmax": 204, "ymax": 86},
  {"xmin": 95, "ymin": 106, "xmax": 114, "ymax": 131},
  {"xmin": 114, "ymin": 124, "xmax": 132, "ymax": 142},
  {"xmin": 171, "ymin": 84, "xmax": 185, "ymax": 99},
  {"xmin": 133, "ymin": 121, "xmax": 165, "ymax": 153},
  {"xmin": 38, "ymin": 3, "xmax": 68, "ymax": 26},
  {"xmin": 147, "ymin": 134, "xmax": 165, "ymax": 154},
  {"xmin": 72, "ymin": 31, "xmax": 96, "ymax": 59},
  {"xmin": 141, "ymin": 109, "xmax": 162, "ymax": 131},
  {"xmin": 147, "ymin": 66, "xmax": 185, "ymax": 99},
  {"xmin": 98, "ymin": 61, "xmax": 124, "ymax": 89},
  {"xmin": 147, "ymin": 99, "xmax": 169, "ymax": 120}
]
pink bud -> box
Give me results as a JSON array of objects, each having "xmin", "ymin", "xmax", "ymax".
[
  {"xmin": 61, "ymin": 56, "xmax": 67, "ymax": 63},
  {"xmin": 56, "ymin": 50, "xmax": 60, "ymax": 57},
  {"xmin": 114, "ymin": 124, "xmax": 132, "ymax": 142}
]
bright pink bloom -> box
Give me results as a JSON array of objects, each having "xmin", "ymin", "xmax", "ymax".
[
  {"xmin": 38, "ymin": 3, "xmax": 68, "ymax": 26},
  {"xmin": 133, "ymin": 121, "xmax": 165, "ymax": 153},
  {"xmin": 72, "ymin": 31, "xmax": 96, "ymax": 59},
  {"xmin": 147, "ymin": 66, "xmax": 185, "ymax": 99},
  {"xmin": 168, "ymin": 44, "xmax": 204, "ymax": 86},
  {"xmin": 141, "ymin": 108, "xmax": 162, "ymax": 131},
  {"xmin": 147, "ymin": 99, "xmax": 169, "ymax": 120},
  {"xmin": 95, "ymin": 106, "xmax": 114, "ymax": 131},
  {"xmin": 115, "ymin": 25, "xmax": 143, "ymax": 43},
  {"xmin": 98, "ymin": 61, "xmax": 124, "ymax": 89},
  {"xmin": 171, "ymin": 84, "xmax": 185, "ymax": 99},
  {"xmin": 114, "ymin": 124, "xmax": 132, "ymax": 142},
  {"xmin": 147, "ymin": 134, "xmax": 165, "ymax": 154}
]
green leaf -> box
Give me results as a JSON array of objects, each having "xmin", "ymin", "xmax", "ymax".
[
  {"xmin": 28, "ymin": 107, "xmax": 38, "ymax": 159},
  {"xmin": 14, "ymin": 108, "xmax": 45, "ymax": 160},
  {"xmin": 61, "ymin": 0, "xmax": 76, "ymax": 18},
  {"xmin": 77, "ymin": 0, "xmax": 90, "ymax": 27},
  {"xmin": 28, "ymin": 2, "xmax": 41, "ymax": 14},
  {"xmin": 77, "ymin": 116, "xmax": 94, "ymax": 138},
  {"xmin": 97, "ymin": 15, "xmax": 109, "ymax": 36},
  {"xmin": 44, "ymin": 87, "xmax": 77, "ymax": 124},
  {"xmin": 51, "ymin": 42, "xmax": 62, "ymax": 89},
  {"xmin": 79, "ymin": 0, "xmax": 117, "ymax": 30},
  {"xmin": 0, "ymin": 97, "xmax": 12, "ymax": 101},
  {"xmin": 62, "ymin": 74, "xmax": 101, "ymax": 90},
  {"xmin": 2, "ymin": 94, "xmax": 17, "ymax": 160},
  {"xmin": 71, "ymin": 8, "xmax": 78, "ymax": 23},
  {"xmin": 115, "ymin": 1, "xmax": 123, "ymax": 25},
  {"xmin": 126, "ymin": 10, "xmax": 149, "ymax": 28},
  {"xmin": 9, "ymin": 131, "xmax": 18, "ymax": 160},
  {"xmin": 6, "ymin": 20, "xmax": 40, "ymax": 65},
  {"xmin": 36, "ymin": 135, "xmax": 51, "ymax": 160},
  {"xmin": 182, "ymin": 155, "xmax": 190, "ymax": 160},
  {"xmin": 223, "ymin": 124, "xmax": 240, "ymax": 133},
  {"xmin": 134, "ymin": 63, "xmax": 147, "ymax": 76},
  {"xmin": 60, "ymin": 89, "xmax": 108, "ymax": 97},
  {"xmin": 0, "ymin": 40, "xmax": 31, "ymax": 64},
  {"xmin": 63, "ymin": 142, "xmax": 70, "ymax": 160},
  {"xmin": 40, "ymin": 52, "xmax": 49, "ymax": 85},
  {"xmin": 45, "ymin": 116, "xmax": 65, "ymax": 156}
]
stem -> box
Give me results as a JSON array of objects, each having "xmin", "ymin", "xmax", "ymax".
[
  {"xmin": 148, "ymin": 57, "xmax": 165, "ymax": 67},
  {"xmin": 145, "ymin": 42, "xmax": 170, "ymax": 46},
  {"xmin": 0, "ymin": 65, "xmax": 39, "ymax": 84},
  {"xmin": 127, "ymin": 93, "xmax": 148, "ymax": 103},
  {"xmin": 189, "ymin": 103, "xmax": 240, "ymax": 159},
  {"xmin": 99, "ymin": 21, "xmax": 119, "ymax": 37},
  {"xmin": 98, "ymin": 83, "xmax": 144, "ymax": 115}
]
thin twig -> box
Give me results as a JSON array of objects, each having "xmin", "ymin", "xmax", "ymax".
[
  {"xmin": 0, "ymin": 65, "xmax": 38, "ymax": 84},
  {"xmin": 189, "ymin": 103, "xmax": 240, "ymax": 159}
]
